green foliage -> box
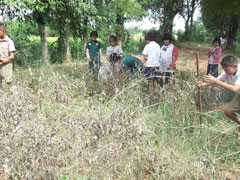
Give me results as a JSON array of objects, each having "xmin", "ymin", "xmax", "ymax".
[
  {"xmin": 6, "ymin": 21, "xmax": 43, "ymax": 66},
  {"xmin": 201, "ymin": 0, "xmax": 240, "ymax": 48}
]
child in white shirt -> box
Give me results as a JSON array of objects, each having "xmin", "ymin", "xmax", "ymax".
[{"xmin": 142, "ymin": 32, "xmax": 161, "ymax": 94}]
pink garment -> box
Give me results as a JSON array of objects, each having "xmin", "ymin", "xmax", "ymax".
[{"xmin": 208, "ymin": 47, "xmax": 222, "ymax": 64}]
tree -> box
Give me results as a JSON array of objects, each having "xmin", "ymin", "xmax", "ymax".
[
  {"xmin": 1, "ymin": 0, "xmax": 51, "ymax": 65},
  {"xmin": 180, "ymin": 0, "xmax": 199, "ymax": 40},
  {"xmin": 201, "ymin": 0, "xmax": 240, "ymax": 48},
  {"xmin": 92, "ymin": 0, "xmax": 145, "ymax": 47},
  {"xmin": 31, "ymin": 0, "xmax": 51, "ymax": 65},
  {"xmin": 148, "ymin": 0, "xmax": 184, "ymax": 34}
]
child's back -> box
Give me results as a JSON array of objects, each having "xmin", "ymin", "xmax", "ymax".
[{"xmin": 143, "ymin": 41, "xmax": 161, "ymax": 67}]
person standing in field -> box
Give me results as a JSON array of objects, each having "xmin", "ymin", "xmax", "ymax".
[
  {"xmin": 159, "ymin": 33, "xmax": 178, "ymax": 88},
  {"xmin": 0, "ymin": 24, "xmax": 16, "ymax": 89},
  {"xmin": 207, "ymin": 38, "xmax": 222, "ymax": 77},
  {"xmin": 86, "ymin": 31, "xmax": 103, "ymax": 77},
  {"xmin": 106, "ymin": 35, "xmax": 124, "ymax": 64},
  {"xmin": 142, "ymin": 32, "xmax": 161, "ymax": 94},
  {"xmin": 196, "ymin": 56, "xmax": 240, "ymax": 131}
]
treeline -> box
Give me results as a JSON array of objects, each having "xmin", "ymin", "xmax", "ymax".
[{"xmin": 0, "ymin": 0, "xmax": 240, "ymax": 65}]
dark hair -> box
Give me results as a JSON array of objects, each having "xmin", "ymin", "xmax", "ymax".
[
  {"xmin": 213, "ymin": 37, "xmax": 221, "ymax": 46},
  {"xmin": 220, "ymin": 56, "xmax": 238, "ymax": 67},
  {"xmin": 109, "ymin": 35, "xmax": 117, "ymax": 42},
  {"xmin": 145, "ymin": 32, "xmax": 155, "ymax": 41},
  {"xmin": 162, "ymin": 33, "xmax": 173, "ymax": 42},
  {"xmin": 90, "ymin": 31, "xmax": 98, "ymax": 37},
  {"xmin": 0, "ymin": 24, "xmax": 6, "ymax": 32}
]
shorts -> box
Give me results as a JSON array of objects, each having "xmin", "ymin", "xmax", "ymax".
[
  {"xmin": 0, "ymin": 63, "xmax": 13, "ymax": 83},
  {"xmin": 144, "ymin": 67, "xmax": 160, "ymax": 81},
  {"xmin": 226, "ymin": 94, "xmax": 240, "ymax": 114}
]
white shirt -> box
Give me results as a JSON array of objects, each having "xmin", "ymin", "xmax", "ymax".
[
  {"xmin": 217, "ymin": 64, "xmax": 240, "ymax": 85},
  {"xmin": 160, "ymin": 43, "xmax": 174, "ymax": 72},
  {"xmin": 0, "ymin": 36, "xmax": 16, "ymax": 58},
  {"xmin": 220, "ymin": 37, "xmax": 225, "ymax": 45},
  {"xmin": 142, "ymin": 41, "xmax": 161, "ymax": 67},
  {"xmin": 106, "ymin": 45, "xmax": 123, "ymax": 56}
]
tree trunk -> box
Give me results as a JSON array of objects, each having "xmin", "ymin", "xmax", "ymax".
[
  {"xmin": 38, "ymin": 22, "xmax": 49, "ymax": 65},
  {"xmin": 83, "ymin": 18, "xmax": 88, "ymax": 54},
  {"xmin": 3, "ymin": 5, "xmax": 7, "ymax": 25},
  {"xmin": 189, "ymin": 0, "xmax": 196, "ymax": 35},
  {"xmin": 117, "ymin": 23, "xmax": 124, "ymax": 47},
  {"xmin": 58, "ymin": 31, "xmax": 71, "ymax": 63},
  {"xmin": 64, "ymin": 33, "xmax": 71, "ymax": 63},
  {"xmin": 116, "ymin": 14, "xmax": 124, "ymax": 47},
  {"xmin": 226, "ymin": 15, "xmax": 239, "ymax": 49},
  {"xmin": 161, "ymin": 14, "xmax": 175, "ymax": 34}
]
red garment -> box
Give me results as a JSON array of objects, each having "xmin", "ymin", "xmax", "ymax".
[{"xmin": 169, "ymin": 46, "xmax": 179, "ymax": 70}]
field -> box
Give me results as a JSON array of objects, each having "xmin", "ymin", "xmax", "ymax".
[{"xmin": 0, "ymin": 44, "xmax": 240, "ymax": 179}]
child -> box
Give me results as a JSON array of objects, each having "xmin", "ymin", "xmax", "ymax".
[
  {"xmin": 86, "ymin": 31, "xmax": 103, "ymax": 76},
  {"xmin": 196, "ymin": 56, "xmax": 240, "ymax": 130},
  {"xmin": 120, "ymin": 54, "xmax": 144, "ymax": 76},
  {"xmin": 106, "ymin": 35, "xmax": 124, "ymax": 63},
  {"xmin": 142, "ymin": 32, "xmax": 161, "ymax": 93},
  {"xmin": 0, "ymin": 24, "xmax": 16, "ymax": 88},
  {"xmin": 159, "ymin": 33, "xmax": 178, "ymax": 87},
  {"xmin": 207, "ymin": 38, "xmax": 222, "ymax": 77}
]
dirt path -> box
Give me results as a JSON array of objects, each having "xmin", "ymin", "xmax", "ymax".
[{"xmin": 133, "ymin": 43, "xmax": 237, "ymax": 74}]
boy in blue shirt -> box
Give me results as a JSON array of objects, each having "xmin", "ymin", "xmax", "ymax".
[{"xmin": 86, "ymin": 31, "xmax": 103, "ymax": 77}]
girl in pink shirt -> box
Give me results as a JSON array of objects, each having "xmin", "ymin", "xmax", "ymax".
[{"xmin": 207, "ymin": 38, "xmax": 222, "ymax": 77}]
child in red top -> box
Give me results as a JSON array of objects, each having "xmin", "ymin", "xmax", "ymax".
[{"xmin": 207, "ymin": 38, "xmax": 222, "ymax": 77}]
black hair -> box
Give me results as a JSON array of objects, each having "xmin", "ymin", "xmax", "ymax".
[
  {"xmin": 213, "ymin": 37, "xmax": 221, "ymax": 46},
  {"xmin": 220, "ymin": 56, "xmax": 238, "ymax": 67},
  {"xmin": 109, "ymin": 35, "xmax": 117, "ymax": 42},
  {"xmin": 145, "ymin": 32, "xmax": 155, "ymax": 41},
  {"xmin": 90, "ymin": 31, "xmax": 98, "ymax": 37},
  {"xmin": 162, "ymin": 33, "xmax": 173, "ymax": 42},
  {"xmin": 0, "ymin": 23, "xmax": 6, "ymax": 32}
]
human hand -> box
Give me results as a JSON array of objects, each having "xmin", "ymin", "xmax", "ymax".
[
  {"xmin": 88, "ymin": 58, "xmax": 92, "ymax": 62},
  {"xmin": 204, "ymin": 75, "xmax": 217, "ymax": 84},
  {"xmin": 0, "ymin": 58, "xmax": 8, "ymax": 64},
  {"xmin": 196, "ymin": 81, "xmax": 203, "ymax": 88}
]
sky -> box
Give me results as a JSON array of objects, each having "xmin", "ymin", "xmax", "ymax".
[{"xmin": 125, "ymin": 7, "xmax": 201, "ymax": 31}]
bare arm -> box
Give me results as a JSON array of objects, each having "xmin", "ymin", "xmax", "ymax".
[
  {"xmin": 86, "ymin": 49, "xmax": 91, "ymax": 62},
  {"xmin": 144, "ymin": 55, "xmax": 147, "ymax": 62},
  {"xmin": 205, "ymin": 75, "xmax": 240, "ymax": 93},
  {"xmin": 99, "ymin": 49, "xmax": 103, "ymax": 65}
]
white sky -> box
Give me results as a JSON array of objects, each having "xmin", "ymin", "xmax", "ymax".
[{"xmin": 125, "ymin": 7, "xmax": 201, "ymax": 31}]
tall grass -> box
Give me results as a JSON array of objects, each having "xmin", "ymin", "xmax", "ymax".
[{"xmin": 0, "ymin": 62, "xmax": 239, "ymax": 179}]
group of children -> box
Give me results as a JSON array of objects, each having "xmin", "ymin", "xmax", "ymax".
[
  {"xmin": 142, "ymin": 32, "xmax": 178, "ymax": 94},
  {"xmin": 86, "ymin": 31, "xmax": 179, "ymax": 97},
  {"xmin": 0, "ymin": 22, "xmax": 239, "ymax": 132},
  {"xmin": 86, "ymin": 31, "xmax": 143, "ymax": 79}
]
